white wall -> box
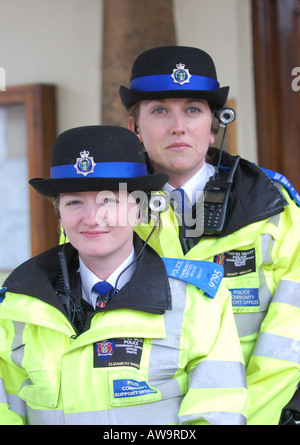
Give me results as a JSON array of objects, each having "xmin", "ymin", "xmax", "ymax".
[
  {"xmin": 0, "ymin": 0, "xmax": 103, "ymax": 134},
  {"xmin": 0, "ymin": 0, "xmax": 256, "ymax": 160},
  {"xmin": 173, "ymin": 0, "xmax": 257, "ymax": 162}
]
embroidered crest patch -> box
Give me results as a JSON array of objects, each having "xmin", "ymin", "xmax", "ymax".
[
  {"xmin": 94, "ymin": 338, "xmax": 143, "ymax": 369},
  {"xmin": 214, "ymin": 249, "xmax": 256, "ymax": 277}
]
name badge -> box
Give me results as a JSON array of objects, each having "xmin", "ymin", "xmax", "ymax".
[{"xmin": 162, "ymin": 258, "xmax": 223, "ymax": 299}]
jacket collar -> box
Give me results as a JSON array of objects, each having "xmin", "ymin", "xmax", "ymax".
[
  {"xmin": 97, "ymin": 234, "xmax": 172, "ymax": 314},
  {"xmin": 206, "ymin": 147, "xmax": 288, "ymax": 236},
  {"xmin": 4, "ymin": 234, "xmax": 172, "ymax": 316}
]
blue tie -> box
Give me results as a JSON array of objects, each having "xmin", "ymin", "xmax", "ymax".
[
  {"xmin": 176, "ymin": 188, "xmax": 186, "ymax": 213},
  {"xmin": 92, "ymin": 281, "xmax": 114, "ymax": 308},
  {"xmin": 171, "ymin": 188, "xmax": 189, "ymax": 224}
]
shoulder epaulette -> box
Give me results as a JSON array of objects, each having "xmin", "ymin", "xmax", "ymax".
[
  {"xmin": 261, "ymin": 167, "xmax": 300, "ymax": 207},
  {"xmin": 0, "ymin": 287, "xmax": 7, "ymax": 303},
  {"xmin": 162, "ymin": 258, "xmax": 223, "ymax": 299}
]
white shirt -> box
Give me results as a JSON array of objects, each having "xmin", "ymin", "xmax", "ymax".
[
  {"xmin": 163, "ymin": 162, "xmax": 215, "ymax": 207},
  {"xmin": 79, "ymin": 248, "xmax": 136, "ymax": 309}
]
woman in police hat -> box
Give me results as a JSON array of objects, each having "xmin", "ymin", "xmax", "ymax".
[
  {"xmin": 0, "ymin": 125, "xmax": 246, "ymax": 425},
  {"xmin": 119, "ymin": 45, "xmax": 300, "ymax": 426}
]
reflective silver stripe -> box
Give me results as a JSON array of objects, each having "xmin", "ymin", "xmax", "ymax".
[
  {"xmin": 148, "ymin": 279, "xmax": 186, "ymax": 383},
  {"xmin": 232, "ymin": 234, "xmax": 276, "ymax": 338},
  {"xmin": 0, "ymin": 322, "xmax": 27, "ymax": 421},
  {"xmin": 11, "ymin": 321, "xmax": 25, "ymax": 368},
  {"xmin": 27, "ymin": 400, "xmax": 248, "ymax": 425},
  {"xmin": 147, "ymin": 279, "xmax": 186, "ymax": 400},
  {"xmin": 0, "ymin": 378, "xmax": 27, "ymax": 419},
  {"xmin": 261, "ymin": 233, "xmax": 275, "ymax": 264},
  {"xmin": 189, "ymin": 361, "xmax": 247, "ymax": 389},
  {"xmin": 162, "ymin": 278, "xmax": 186, "ymax": 340},
  {"xmin": 27, "ymin": 397, "xmax": 182, "ymax": 425},
  {"xmin": 253, "ymin": 332, "xmax": 300, "ymax": 363},
  {"xmin": 267, "ymin": 213, "xmax": 281, "ymax": 228},
  {"xmin": 179, "ymin": 411, "xmax": 247, "ymax": 425},
  {"xmin": 7, "ymin": 394, "xmax": 27, "ymax": 419},
  {"xmin": 28, "ymin": 406, "xmax": 65, "ymax": 425},
  {"xmin": 233, "ymin": 233, "xmax": 275, "ymax": 339},
  {"xmin": 258, "ymin": 233, "xmax": 274, "ymax": 311},
  {"xmin": 258, "ymin": 276, "xmax": 272, "ymax": 311},
  {"xmin": 272, "ymin": 280, "xmax": 300, "ymax": 308},
  {"xmin": 0, "ymin": 378, "xmax": 8, "ymax": 405},
  {"xmin": 109, "ymin": 397, "xmax": 182, "ymax": 425},
  {"xmin": 152, "ymin": 376, "xmax": 182, "ymax": 400},
  {"xmin": 234, "ymin": 312, "xmax": 266, "ymax": 338}
]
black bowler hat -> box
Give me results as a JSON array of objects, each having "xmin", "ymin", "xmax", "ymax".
[
  {"xmin": 119, "ymin": 46, "xmax": 229, "ymax": 110},
  {"xmin": 29, "ymin": 125, "xmax": 168, "ymax": 196}
]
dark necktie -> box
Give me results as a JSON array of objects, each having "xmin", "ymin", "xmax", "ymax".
[
  {"xmin": 171, "ymin": 188, "xmax": 199, "ymax": 254},
  {"xmin": 176, "ymin": 188, "xmax": 186, "ymax": 211},
  {"xmin": 171, "ymin": 188, "xmax": 192, "ymax": 225},
  {"xmin": 92, "ymin": 281, "xmax": 114, "ymax": 309}
]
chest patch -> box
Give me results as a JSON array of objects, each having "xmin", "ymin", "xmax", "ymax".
[
  {"xmin": 230, "ymin": 288, "xmax": 260, "ymax": 307},
  {"xmin": 93, "ymin": 338, "xmax": 143, "ymax": 369},
  {"xmin": 113, "ymin": 379, "xmax": 157, "ymax": 399},
  {"xmin": 214, "ymin": 248, "xmax": 256, "ymax": 277}
]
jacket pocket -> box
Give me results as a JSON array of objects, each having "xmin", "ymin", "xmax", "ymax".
[{"xmin": 18, "ymin": 370, "xmax": 60, "ymax": 409}]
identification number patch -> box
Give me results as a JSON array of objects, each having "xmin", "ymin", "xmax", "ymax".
[
  {"xmin": 94, "ymin": 338, "xmax": 143, "ymax": 369},
  {"xmin": 214, "ymin": 248, "xmax": 256, "ymax": 277}
]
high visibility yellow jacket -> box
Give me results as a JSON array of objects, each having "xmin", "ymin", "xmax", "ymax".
[
  {"xmin": 0, "ymin": 236, "xmax": 246, "ymax": 425},
  {"xmin": 136, "ymin": 148, "xmax": 300, "ymax": 425}
]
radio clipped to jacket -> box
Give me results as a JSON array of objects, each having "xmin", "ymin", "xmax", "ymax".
[{"xmin": 203, "ymin": 155, "xmax": 240, "ymax": 235}]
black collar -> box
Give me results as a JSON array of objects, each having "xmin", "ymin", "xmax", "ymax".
[
  {"xmin": 99, "ymin": 235, "xmax": 172, "ymax": 314},
  {"xmin": 205, "ymin": 148, "xmax": 288, "ymax": 237},
  {"xmin": 4, "ymin": 235, "xmax": 172, "ymax": 317}
]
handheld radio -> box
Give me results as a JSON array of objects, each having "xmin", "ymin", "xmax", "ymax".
[
  {"xmin": 203, "ymin": 155, "xmax": 240, "ymax": 234},
  {"xmin": 203, "ymin": 107, "xmax": 238, "ymax": 235}
]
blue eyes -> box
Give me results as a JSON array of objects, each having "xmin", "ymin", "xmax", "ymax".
[
  {"xmin": 66, "ymin": 200, "xmax": 81, "ymax": 206},
  {"xmin": 152, "ymin": 106, "xmax": 202, "ymax": 114},
  {"xmin": 66, "ymin": 197, "xmax": 117, "ymax": 207}
]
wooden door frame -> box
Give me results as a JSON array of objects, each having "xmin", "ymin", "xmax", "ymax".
[
  {"xmin": 252, "ymin": 0, "xmax": 281, "ymax": 170},
  {"xmin": 0, "ymin": 84, "xmax": 58, "ymax": 257},
  {"xmin": 252, "ymin": 0, "xmax": 300, "ymax": 190}
]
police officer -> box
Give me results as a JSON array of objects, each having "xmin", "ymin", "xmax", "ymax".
[
  {"xmin": 119, "ymin": 46, "xmax": 300, "ymax": 425},
  {"xmin": 0, "ymin": 125, "xmax": 246, "ymax": 425}
]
